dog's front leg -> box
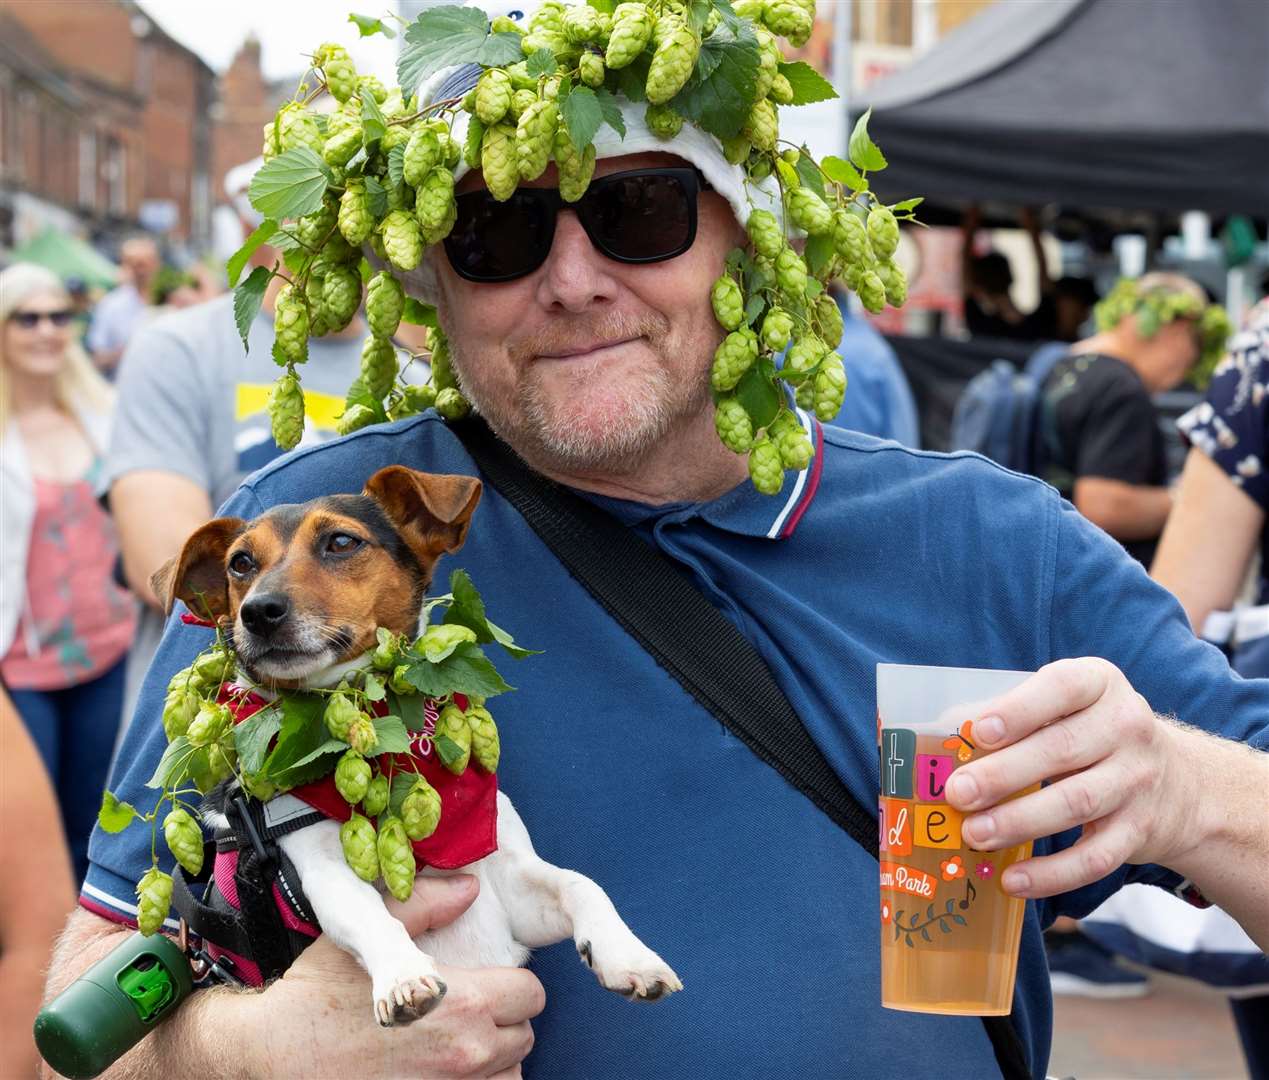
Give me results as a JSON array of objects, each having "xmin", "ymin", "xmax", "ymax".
[
  {"xmin": 278, "ymin": 820, "xmax": 446, "ymax": 1026},
  {"xmin": 488, "ymin": 794, "xmax": 682, "ymax": 1002}
]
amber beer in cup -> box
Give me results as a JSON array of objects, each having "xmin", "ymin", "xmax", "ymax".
[{"xmin": 876, "ymin": 664, "xmax": 1034, "ymax": 1015}]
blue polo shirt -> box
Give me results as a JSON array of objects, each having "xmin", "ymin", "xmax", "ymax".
[{"xmin": 86, "ymin": 411, "xmax": 1269, "ymax": 1079}]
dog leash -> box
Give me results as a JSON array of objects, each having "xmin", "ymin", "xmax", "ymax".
[{"xmin": 452, "ymin": 416, "xmax": 1033, "ymax": 1080}]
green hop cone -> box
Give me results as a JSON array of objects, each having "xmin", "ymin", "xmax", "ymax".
[
  {"xmin": 358, "ymin": 74, "xmax": 387, "ymax": 104},
  {"xmin": 429, "ymin": 329, "xmax": 457, "ymax": 391},
  {"xmin": 348, "ymin": 714, "xmax": 378, "ymax": 756},
  {"xmin": 323, "ymin": 124, "xmax": 362, "ymax": 169},
  {"xmin": 371, "ymin": 631, "xmax": 400, "ymax": 671},
  {"xmin": 418, "ymin": 623, "xmax": 478, "ymax": 661},
  {"xmin": 760, "ymin": 307, "xmax": 794, "ymax": 352},
  {"xmin": 509, "ymin": 89, "xmax": 536, "ymax": 121},
  {"xmin": 564, "ymin": 3, "xmax": 604, "ymax": 42},
  {"xmin": 366, "ymin": 271, "xmax": 404, "ymax": 339},
  {"xmin": 336, "ymin": 403, "xmax": 376, "ymax": 436},
  {"xmin": 763, "ymin": 0, "xmax": 813, "ymax": 45},
  {"xmin": 136, "ymin": 868, "xmax": 173, "ymax": 937},
  {"xmin": 377, "ymin": 816, "xmax": 416, "ymax": 902},
  {"xmin": 831, "ymin": 209, "xmax": 873, "ymax": 267},
  {"xmin": 393, "ymin": 383, "xmax": 437, "ymax": 419},
  {"xmin": 262, "ymin": 119, "xmax": 280, "ymax": 161},
  {"xmin": 435, "ymin": 703, "xmax": 472, "ymax": 774},
  {"xmin": 605, "ymin": 2, "xmax": 653, "ymax": 67},
  {"xmin": 579, "ymin": 50, "xmax": 606, "ymax": 88},
  {"xmin": 381, "ymin": 210, "xmax": 423, "ymax": 272},
  {"xmin": 747, "ymin": 435, "xmax": 784, "ymax": 495},
  {"xmin": 206, "ymin": 742, "xmax": 236, "ymax": 788},
  {"xmin": 242, "ymin": 773, "xmax": 277, "ymax": 801},
  {"xmin": 340, "ymin": 812, "xmax": 379, "ymax": 882},
  {"xmin": 338, "ymin": 180, "xmax": 373, "ymax": 246},
  {"xmin": 492, "ymin": 14, "xmax": 525, "ymax": 35},
  {"xmin": 466, "ymin": 705, "xmax": 501, "ymax": 773},
  {"xmin": 646, "ymin": 23, "xmax": 699, "ymax": 105},
  {"xmin": 403, "ymin": 127, "xmax": 442, "ymax": 187},
  {"xmin": 770, "ymin": 71, "xmax": 795, "ymax": 105},
  {"xmin": 360, "ymin": 335, "xmax": 397, "ymax": 401},
  {"xmin": 714, "ymin": 397, "xmax": 755, "ymax": 453},
  {"xmin": 786, "ymin": 188, "xmax": 834, "ymax": 237},
  {"xmin": 710, "ymin": 327, "xmax": 759, "ymax": 392},
  {"xmin": 475, "ymin": 68, "xmax": 514, "ymax": 126},
  {"xmin": 163, "ymin": 808, "xmax": 204, "ymax": 877},
  {"xmin": 362, "ymin": 773, "xmax": 389, "ymax": 818},
  {"xmin": 866, "ymin": 204, "xmax": 900, "ymax": 260},
  {"xmin": 743, "ymin": 98, "xmax": 778, "ymax": 153},
  {"xmin": 319, "ymin": 44, "xmax": 358, "ymax": 103},
  {"xmin": 481, "ymin": 124, "xmax": 520, "ymax": 202},
  {"xmin": 813, "ymin": 294, "xmax": 844, "ymax": 350},
  {"xmin": 416, "ymin": 166, "xmax": 457, "ymax": 245},
  {"xmin": 721, "ymin": 132, "xmax": 751, "ymax": 162},
  {"xmin": 297, "ymin": 199, "xmax": 337, "ymax": 250},
  {"xmin": 747, "ymin": 210, "xmax": 784, "ymax": 260},
  {"xmin": 380, "ymin": 120, "xmax": 411, "ymax": 154},
  {"xmin": 162, "ymin": 689, "xmax": 199, "ymax": 741},
  {"xmin": 645, "ymin": 103, "xmax": 684, "ymax": 140},
  {"xmin": 766, "ymin": 408, "xmax": 800, "ymax": 442},
  {"xmin": 813, "ymin": 352, "xmax": 847, "ymax": 422},
  {"xmin": 857, "ymin": 268, "xmax": 886, "ymax": 314},
  {"xmin": 776, "ymin": 426, "xmax": 814, "ymax": 470},
  {"xmin": 335, "ymin": 750, "xmax": 372, "ymax": 805},
  {"xmin": 321, "ymin": 265, "xmax": 361, "ymax": 333},
  {"xmin": 273, "ymin": 285, "xmax": 309, "ymax": 366},
  {"xmin": 876, "ymin": 259, "xmax": 908, "ymax": 307},
  {"xmin": 389, "ymin": 663, "xmax": 416, "ymax": 695},
  {"xmin": 516, "ymin": 99, "xmax": 559, "ymax": 182},
  {"xmin": 795, "ymin": 379, "xmax": 815, "ymax": 411},
  {"xmin": 754, "ymin": 29, "xmax": 779, "ymax": 100},
  {"xmin": 402, "ymin": 780, "xmax": 443, "ymax": 841},
  {"xmin": 167, "ymin": 663, "xmax": 206, "ymax": 696},
  {"xmin": 775, "ymin": 247, "xmax": 809, "ymax": 301},
  {"xmin": 435, "ymin": 386, "xmax": 471, "ymax": 421},
  {"xmin": 554, "ymin": 128, "xmax": 597, "ymax": 203},
  {"xmin": 324, "ymin": 691, "xmax": 360, "ymax": 741},
  {"xmin": 710, "ymin": 275, "xmax": 744, "ymax": 331},
  {"xmin": 278, "ymin": 106, "xmax": 322, "ymax": 155},
  {"xmin": 186, "ymin": 701, "xmax": 231, "ymax": 748},
  {"xmin": 267, "ymin": 372, "xmax": 304, "ymax": 451},
  {"xmin": 192, "ymin": 646, "xmax": 232, "ymax": 688},
  {"xmin": 784, "ymin": 334, "xmax": 826, "ymax": 382}
]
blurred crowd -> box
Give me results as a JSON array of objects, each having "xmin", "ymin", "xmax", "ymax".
[{"xmin": 2, "ymin": 174, "xmax": 1268, "ymax": 1076}]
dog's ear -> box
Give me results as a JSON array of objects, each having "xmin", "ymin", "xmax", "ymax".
[
  {"xmin": 363, "ymin": 467, "xmax": 483, "ymax": 565},
  {"xmin": 150, "ymin": 517, "xmax": 247, "ymax": 619}
]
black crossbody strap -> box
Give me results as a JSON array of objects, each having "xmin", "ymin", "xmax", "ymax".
[{"xmin": 452, "ymin": 417, "xmax": 1032, "ymax": 1080}]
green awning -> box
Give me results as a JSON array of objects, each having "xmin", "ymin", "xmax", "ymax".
[{"xmin": 10, "ymin": 227, "xmax": 119, "ymax": 290}]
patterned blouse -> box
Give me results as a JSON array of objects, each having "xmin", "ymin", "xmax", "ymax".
[
  {"xmin": 1, "ymin": 460, "xmax": 137, "ymax": 691},
  {"xmin": 1177, "ymin": 298, "xmax": 1269, "ymax": 603}
]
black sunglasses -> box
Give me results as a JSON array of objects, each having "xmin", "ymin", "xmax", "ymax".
[
  {"xmin": 443, "ymin": 167, "xmax": 706, "ymax": 284},
  {"xmin": 10, "ymin": 309, "xmax": 74, "ymax": 329}
]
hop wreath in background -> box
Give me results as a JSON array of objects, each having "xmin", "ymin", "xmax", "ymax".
[
  {"xmin": 1095, "ymin": 278, "xmax": 1232, "ymax": 389},
  {"xmin": 229, "ymin": 0, "xmax": 921, "ymax": 495},
  {"xmin": 98, "ymin": 571, "xmax": 534, "ymax": 935}
]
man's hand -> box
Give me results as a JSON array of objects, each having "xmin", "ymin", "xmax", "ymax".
[
  {"xmin": 944, "ymin": 658, "xmax": 1204, "ymax": 899},
  {"xmin": 239, "ymin": 874, "xmax": 543, "ymax": 1078}
]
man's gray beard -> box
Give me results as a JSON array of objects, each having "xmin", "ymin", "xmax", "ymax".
[{"xmin": 448, "ymin": 315, "xmax": 713, "ymax": 476}]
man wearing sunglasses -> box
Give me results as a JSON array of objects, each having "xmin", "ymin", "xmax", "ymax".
[{"xmin": 54, "ymin": 57, "xmax": 1269, "ymax": 1080}]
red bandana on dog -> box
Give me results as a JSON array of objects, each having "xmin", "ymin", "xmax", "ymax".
[{"xmin": 218, "ymin": 685, "xmax": 498, "ymax": 868}]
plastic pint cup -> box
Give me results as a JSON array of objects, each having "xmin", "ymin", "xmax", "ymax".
[{"xmin": 876, "ymin": 664, "xmax": 1034, "ymax": 1015}]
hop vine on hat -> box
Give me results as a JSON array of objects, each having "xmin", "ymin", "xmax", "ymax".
[{"xmin": 229, "ymin": 0, "xmax": 921, "ymax": 494}]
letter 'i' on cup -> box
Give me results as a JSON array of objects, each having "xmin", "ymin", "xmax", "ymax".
[{"xmin": 876, "ymin": 663, "xmax": 1034, "ymax": 1016}]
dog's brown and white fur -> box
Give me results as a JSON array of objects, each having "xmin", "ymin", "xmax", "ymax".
[{"xmin": 153, "ymin": 466, "xmax": 680, "ymax": 1026}]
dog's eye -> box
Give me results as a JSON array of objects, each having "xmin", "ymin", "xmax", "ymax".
[
  {"xmin": 325, "ymin": 533, "xmax": 363, "ymax": 555},
  {"xmin": 228, "ymin": 552, "xmax": 255, "ymax": 576}
]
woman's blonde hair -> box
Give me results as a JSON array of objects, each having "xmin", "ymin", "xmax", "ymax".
[{"xmin": 0, "ymin": 262, "xmax": 114, "ymax": 432}]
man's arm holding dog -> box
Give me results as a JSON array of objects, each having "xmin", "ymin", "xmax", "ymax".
[
  {"xmin": 112, "ymin": 471, "xmax": 213, "ymax": 608},
  {"xmin": 43, "ymin": 878, "xmax": 543, "ymax": 1079}
]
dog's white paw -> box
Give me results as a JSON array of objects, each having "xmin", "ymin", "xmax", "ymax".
[
  {"xmin": 577, "ymin": 937, "xmax": 683, "ymax": 1002},
  {"xmin": 372, "ymin": 962, "xmax": 448, "ymax": 1027}
]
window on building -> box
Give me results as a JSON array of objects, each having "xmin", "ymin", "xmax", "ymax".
[
  {"xmin": 79, "ymin": 130, "xmax": 97, "ymax": 209},
  {"xmin": 106, "ymin": 136, "xmax": 127, "ymax": 216}
]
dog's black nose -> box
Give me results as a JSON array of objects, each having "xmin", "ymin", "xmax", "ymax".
[{"xmin": 240, "ymin": 593, "xmax": 290, "ymax": 636}]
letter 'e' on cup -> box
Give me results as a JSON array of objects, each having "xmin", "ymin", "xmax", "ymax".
[{"xmin": 876, "ymin": 663, "xmax": 1034, "ymax": 1016}]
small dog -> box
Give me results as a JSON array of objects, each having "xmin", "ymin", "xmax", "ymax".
[{"xmin": 152, "ymin": 465, "xmax": 681, "ymax": 1025}]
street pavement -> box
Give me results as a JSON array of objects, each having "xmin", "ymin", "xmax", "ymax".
[{"xmin": 1049, "ymin": 970, "xmax": 1250, "ymax": 1079}]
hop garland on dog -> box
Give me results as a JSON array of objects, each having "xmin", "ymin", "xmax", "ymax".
[
  {"xmin": 229, "ymin": 0, "xmax": 920, "ymax": 495},
  {"xmin": 98, "ymin": 571, "xmax": 532, "ymax": 934}
]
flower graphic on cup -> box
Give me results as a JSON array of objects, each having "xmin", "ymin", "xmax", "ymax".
[
  {"xmin": 975, "ymin": 860, "xmax": 995, "ymax": 880},
  {"xmin": 940, "ymin": 855, "xmax": 966, "ymax": 881},
  {"xmin": 881, "ymin": 899, "xmax": 893, "ymax": 926}
]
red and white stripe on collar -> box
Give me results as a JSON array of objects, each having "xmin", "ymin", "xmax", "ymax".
[{"xmin": 766, "ymin": 407, "xmax": 824, "ymax": 539}]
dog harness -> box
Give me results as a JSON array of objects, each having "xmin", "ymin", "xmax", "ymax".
[{"xmin": 171, "ymin": 684, "xmax": 499, "ymax": 987}]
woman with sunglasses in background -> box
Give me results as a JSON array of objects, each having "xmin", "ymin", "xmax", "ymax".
[{"xmin": 0, "ymin": 262, "xmax": 137, "ymax": 883}]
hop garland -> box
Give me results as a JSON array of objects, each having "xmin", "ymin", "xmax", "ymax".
[
  {"xmin": 229, "ymin": 0, "xmax": 921, "ymax": 493},
  {"xmin": 97, "ymin": 570, "xmax": 533, "ymax": 933},
  {"xmin": 1095, "ymin": 277, "xmax": 1232, "ymax": 388}
]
